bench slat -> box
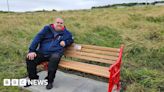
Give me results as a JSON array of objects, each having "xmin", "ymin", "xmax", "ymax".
[
  {"xmin": 66, "ymin": 48, "xmax": 119, "ymax": 57},
  {"xmin": 63, "ymin": 53, "xmax": 116, "ymax": 64},
  {"xmin": 69, "ymin": 44, "xmax": 120, "ymax": 52},
  {"xmin": 65, "ymin": 51, "xmax": 118, "ymax": 61},
  {"xmin": 82, "ymin": 44, "xmax": 120, "ymax": 52},
  {"xmin": 59, "ymin": 60, "xmax": 110, "ymax": 78}
]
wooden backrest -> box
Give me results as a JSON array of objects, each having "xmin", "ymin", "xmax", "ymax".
[{"xmin": 63, "ymin": 43, "xmax": 120, "ymax": 64}]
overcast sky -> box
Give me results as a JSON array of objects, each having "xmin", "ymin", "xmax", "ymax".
[{"xmin": 0, "ymin": 0, "xmax": 161, "ymax": 12}]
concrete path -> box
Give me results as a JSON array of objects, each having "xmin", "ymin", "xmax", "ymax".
[{"xmin": 21, "ymin": 70, "xmax": 108, "ymax": 92}]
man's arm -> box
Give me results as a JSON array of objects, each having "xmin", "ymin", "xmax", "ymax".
[
  {"xmin": 64, "ymin": 33, "xmax": 74, "ymax": 47},
  {"xmin": 61, "ymin": 31, "xmax": 74, "ymax": 47},
  {"xmin": 29, "ymin": 26, "xmax": 48, "ymax": 52}
]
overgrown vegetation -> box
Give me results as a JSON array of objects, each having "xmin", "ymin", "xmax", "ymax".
[{"xmin": 0, "ymin": 5, "xmax": 163, "ymax": 92}]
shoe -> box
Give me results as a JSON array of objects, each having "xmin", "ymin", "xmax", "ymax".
[
  {"xmin": 24, "ymin": 77, "xmax": 39, "ymax": 87},
  {"xmin": 44, "ymin": 76, "xmax": 48, "ymax": 80},
  {"xmin": 46, "ymin": 83, "xmax": 53, "ymax": 90},
  {"xmin": 24, "ymin": 82, "xmax": 31, "ymax": 87}
]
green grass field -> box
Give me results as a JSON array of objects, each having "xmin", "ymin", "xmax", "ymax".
[{"xmin": 0, "ymin": 5, "xmax": 163, "ymax": 92}]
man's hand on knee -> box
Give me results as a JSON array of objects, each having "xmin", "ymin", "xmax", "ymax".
[{"xmin": 27, "ymin": 52, "xmax": 37, "ymax": 60}]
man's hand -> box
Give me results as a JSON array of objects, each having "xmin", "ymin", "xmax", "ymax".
[
  {"xmin": 27, "ymin": 52, "xmax": 37, "ymax": 60},
  {"xmin": 60, "ymin": 41, "xmax": 65, "ymax": 47}
]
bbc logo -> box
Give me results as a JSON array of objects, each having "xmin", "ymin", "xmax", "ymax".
[
  {"xmin": 3, "ymin": 79, "xmax": 48, "ymax": 86},
  {"xmin": 3, "ymin": 79, "xmax": 26, "ymax": 86}
]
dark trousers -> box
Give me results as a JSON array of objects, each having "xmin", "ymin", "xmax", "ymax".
[{"xmin": 26, "ymin": 52, "xmax": 62, "ymax": 83}]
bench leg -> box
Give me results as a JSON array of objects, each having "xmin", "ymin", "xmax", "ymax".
[
  {"xmin": 42, "ymin": 62, "xmax": 48, "ymax": 70},
  {"xmin": 108, "ymin": 78, "xmax": 112, "ymax": 92}
]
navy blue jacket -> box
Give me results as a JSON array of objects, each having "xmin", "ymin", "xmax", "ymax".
[{"xmin": 29, "ymin": 24, "xmax": 74, "ymax": 55}]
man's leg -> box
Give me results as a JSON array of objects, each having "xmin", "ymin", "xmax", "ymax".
[
  {"xmin": 46, "ymin": 53, "xmax": 62, "ymax": 89},
  {"xmin": 26, "ymin": 53, "xmax": 47, "ymax": 80}
]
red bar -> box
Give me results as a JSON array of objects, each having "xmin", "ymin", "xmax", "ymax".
[{"xmin": 108, "ymin": 45, "xmax": 124, "ymax": 92}]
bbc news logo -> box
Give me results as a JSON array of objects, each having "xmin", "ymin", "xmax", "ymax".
[{"xmin": 3, "ymin": 79, "xmax": 48, "ymax": 86}]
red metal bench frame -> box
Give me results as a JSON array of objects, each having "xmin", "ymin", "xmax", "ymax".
[{"xmin": 108, "ymin": 45, "xmax": 124, "ymax": 92}]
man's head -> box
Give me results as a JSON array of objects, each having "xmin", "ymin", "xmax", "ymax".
[{"xmin": 54, "ymin": 18, "xmax": 64, "ymax": 31}]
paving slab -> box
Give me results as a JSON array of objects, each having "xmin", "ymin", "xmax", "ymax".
[{"xmin": 21, "ymin": 70, "xmax": 108, "ymax": 92}]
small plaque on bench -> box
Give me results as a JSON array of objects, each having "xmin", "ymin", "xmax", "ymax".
[{"xmin": 74, "ymin": 44, "xmax": 82, "ymax": 50}]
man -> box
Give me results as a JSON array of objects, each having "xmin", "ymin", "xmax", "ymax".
[{"xmin": 25, "ymin": 18, "xmax": 73, "ymax": 89}]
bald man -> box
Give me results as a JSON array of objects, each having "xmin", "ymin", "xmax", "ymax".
[{"xmin": 25, "ymin": 18, "xmax": 73, "ymax": 89}]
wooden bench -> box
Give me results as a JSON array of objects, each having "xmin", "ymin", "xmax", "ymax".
[{"xmin": 40, "ymin": 43, "xmax": 124, "ymax": 92}]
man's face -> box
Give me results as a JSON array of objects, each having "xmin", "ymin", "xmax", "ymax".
[{"xmin": 54, "ymin": 18, "xmax": 64, "ymax": 31}]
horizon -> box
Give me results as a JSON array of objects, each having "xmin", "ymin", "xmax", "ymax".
[{"xmin": 0, "ymin": 0, "xmax": 162, "ymax": 12}]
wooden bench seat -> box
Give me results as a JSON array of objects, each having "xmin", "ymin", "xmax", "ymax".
[
  {"xmin": 59, "ymin": 59, "xmax": 110, "ymax": 78},
  {"xmin": 39, "ymin": 43, "xmax": 124, "ymax": 92}
]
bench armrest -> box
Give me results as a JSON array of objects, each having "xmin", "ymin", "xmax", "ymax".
[{"xmin": 108, "ymin": 45, "xmax": 124, "ymax": 92}]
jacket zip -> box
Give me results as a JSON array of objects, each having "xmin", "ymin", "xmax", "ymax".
[
  {"xmin": 48, "ymin": 34, "xmax": 61, "ymax": 51},
  {"xmin": 48, "ymin": 39, "xmax": 54, "ymax": 51}
]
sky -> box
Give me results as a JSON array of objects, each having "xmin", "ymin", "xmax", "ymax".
[{"xmin": 0, "ymin": 0, "xmax": 162, "ymax": 12}]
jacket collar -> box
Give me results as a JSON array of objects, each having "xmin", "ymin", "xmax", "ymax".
[{"xmin": 49, "ymin": 24, "xmax": 65, "ymax": 35}]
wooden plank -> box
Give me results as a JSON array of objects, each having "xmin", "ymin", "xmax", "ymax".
[
  {"xmin": 68, "ymin": 44, "xmax": 120, "ymax": 52},
  {"xmin": 81, "ymin": 48, "xmax": 119, "ymax": 56},
  {"xmin": 59, "ymin": 60, "xmax": 110, "ymax": 78},
  {"xmin": 82, "ymin": 44, "xmax": 120, "ymax": 52},
  {"xmin": 63, "ymin": 53, "xmax": 116, "ymax": 64},
  {"xmin": 66, "ymin": 48, "xmax": 119, "ymax": 57},
  {"xmin": 64, "ymin": 51, "xmax": 118, "ymax": 61}
]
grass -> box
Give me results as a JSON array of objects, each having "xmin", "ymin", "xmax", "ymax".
[{"xmin": 0, "ymin": 5, "xmax": 163, "ymax": 92}]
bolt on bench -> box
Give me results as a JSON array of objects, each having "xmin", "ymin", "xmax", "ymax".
[{"xmin": 39, "ymin": 43, "xmax": 124, "ymax": 92}]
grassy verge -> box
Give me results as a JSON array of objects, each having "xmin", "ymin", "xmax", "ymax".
[{"xmin": 0, "ymin": 5, "xmax": 163, "ymax": 92}]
